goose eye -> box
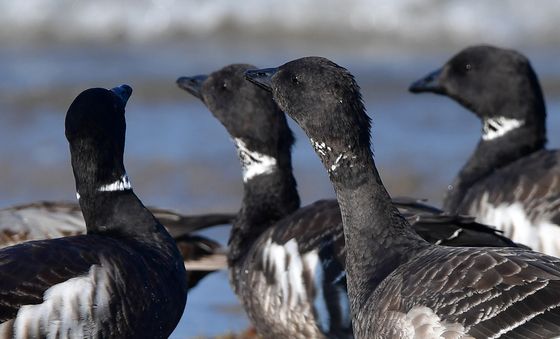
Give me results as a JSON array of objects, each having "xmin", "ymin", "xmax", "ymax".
[
  {"xmin": 465, "ymin": 64, "xmax": 472, "ymax": 71},
  {"xmin": 291, "ymin": 75, "xmax": 300, "ymax": 84}
]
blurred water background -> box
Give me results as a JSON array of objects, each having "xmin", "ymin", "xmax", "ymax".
[{"xmin": 2, "ymin": 0, "xmax": 560, "ymax": 337}]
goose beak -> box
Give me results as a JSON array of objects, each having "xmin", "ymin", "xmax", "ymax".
[
  {"xmin": 245, "ymin": 68, "xmax": 277, "ymax": 92},
  {"xmin": 176, "ymin": 75, "xmax": 208, "ymax": 101},
  {"xmin": 110, "ymin": 84, "xmax": 133, "ymax": 104},
  {"xmin": 409, "ymin": 68, "xmax": 444, "ymax": 94}
]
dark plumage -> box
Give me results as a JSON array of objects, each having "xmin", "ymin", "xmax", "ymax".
[
  {"xmin": 409, "ymin": 45, "xmax": 560, "ymax": 256},
  {"xmin": 178, "ymin": 64, "xmax": 520, "ymax": 338},
  {"xmin": 0, "ymin": 200, "xmax": 233, "ymax": 290},
  {"xmin": 248, "ymin": 56, "xmax": 560, "ymax": 338},
  {"xmin": 0, "ymin": 85, "xmax": 188, "ymax": 337}
]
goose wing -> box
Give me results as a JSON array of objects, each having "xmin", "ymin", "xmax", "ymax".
[{"xmin": 374, "ymin": 247, "xmax": 560, "ymax": 338}]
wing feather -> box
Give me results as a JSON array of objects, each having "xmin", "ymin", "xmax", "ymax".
[
  {"xmin": 374, "ymin": 247, "xmax": 560, "ymax": 338},
  {"xmin": 0, "ymin": 237, "xmax": 106, "ymax": 322}
]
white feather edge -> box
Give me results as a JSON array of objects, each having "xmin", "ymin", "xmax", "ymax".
[
  {"xmin": 1, "ymin": 264, "xmax": 111, "ymax": 338},
  {"xmin": 261, "ymin": 238, "xmax": 351, "ymax": 333},
  {"xmin": 474, "ymin": 192, "xmax": 560, "ymax": 257},
  {"xmin": 403, "ymin": 306, "xmax": 474, "ymax": 339}
]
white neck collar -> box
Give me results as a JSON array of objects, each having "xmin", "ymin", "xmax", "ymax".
[
  {"xmin": 482, "ymin": 117, "xmax": 524, "ymax": 141},
  {"xmin": 98, "ymin": 173, "xmax": 132, "ymax": 192},
  {"xmin": 234, "ymin": 138, "xmax": 277, "ymax": 182}
]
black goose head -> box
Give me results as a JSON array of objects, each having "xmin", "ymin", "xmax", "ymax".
[
  {"xmin": 409, "ymin": 45, "xmax": 546, "ymax": 131},
  {"xmin": 177, "ymin": 64, "xmax": 295, "ymax": 181},
  {"xmin": 246, "ymin": 57, "xmax": 371, "ymax": 180},
  {"xmin": 65, "ymin": 85, "xmax": 133, "ymax": 196}
]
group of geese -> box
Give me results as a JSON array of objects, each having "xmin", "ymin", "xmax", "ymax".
[{"xmin": 1, "ymin": 44, "xmax": 560, "ymax": 338}]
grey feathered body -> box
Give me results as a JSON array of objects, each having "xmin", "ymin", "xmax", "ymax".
[{"xmin": 360, "ymin": 246, "xmax": 560, "ymax": 338}]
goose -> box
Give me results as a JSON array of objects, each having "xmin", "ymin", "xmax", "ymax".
[
  {"xmin": 177, "ymin": 64, "xmax": 520, "ymax": 338},
  {"xmin": 0, "ymin": 85, "xmax": 188, "ymax": 337},
  {"xmin": 409, "ymin": 45, "xmax": 560, "ymax": 256},
  {"xmin": 246, "ymin": 56, "xmax": 560, "ymax": 338}
]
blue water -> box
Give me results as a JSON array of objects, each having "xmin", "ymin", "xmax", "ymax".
[{"xmin": 2, "ymin": 16, "xmax": 560, "ymax": 338}]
